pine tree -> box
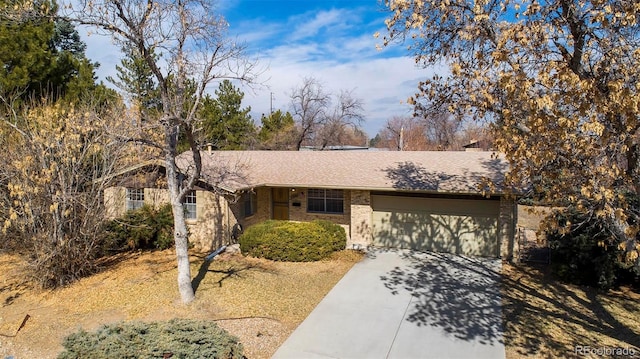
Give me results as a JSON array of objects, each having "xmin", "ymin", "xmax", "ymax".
[
  {"xmin": 0, "ymin": 1, "xmax": 102, "ymax": 105},
  {"xmin": 0, "ymin": 0, "xmax": 55, "ymax": 99},
  {"xmin": 107, "ymin": 44, "xmax": 161, "ymax": 122},
  {"xmin": 199, "ymin": 80, "xmax": 254, "ymax": 150},
  {"xmin": 258, "ymin": 110, "xmax": 297, "ymax": 150}
]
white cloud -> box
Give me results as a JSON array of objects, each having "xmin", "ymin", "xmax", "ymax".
[
  {"xmin": 288, "ymin": 9, "xmax": 351, "ymax": 41},
  {"xmin": 240, "ymin": 55, "xmax": 444, "ymax": 137},
  {"xmin": 228, "ymin": 18, "xmax": 283, "ymax": 45},
  {"xmin": 76, "ymin": 2, "xmax": 443, "ymax": 138}
]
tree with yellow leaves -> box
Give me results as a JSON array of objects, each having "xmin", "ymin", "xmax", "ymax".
[
  {"xmin": 379, "ymin": 0, "xmax": 640, "ymax": 270},
  {"xmin": 0, "ymin": 100, "xmax": 132, "ymax": 288}
]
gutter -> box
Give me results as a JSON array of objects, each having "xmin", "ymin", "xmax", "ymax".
[{"xmin": 230, "ymin": 183, "xmax": 508, "ymax": 197}]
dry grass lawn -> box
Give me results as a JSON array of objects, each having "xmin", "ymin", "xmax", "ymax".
[
  {"xmin": 0, "ymin": 249, "xmax": 363, "ymax": 359},
  {"xmin": 502, "ymin": 262, "xmax": 640, "ymax": 358},
  {"xmin": 2, "ymin": 247, "xmax": 639, "ymax": 359},
  {"xmin": 510, "ymin": 205, "xmax": 639, "ymax": 358}
]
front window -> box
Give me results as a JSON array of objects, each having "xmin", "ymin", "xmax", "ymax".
[
  {"xmin": 243, "ymin": 191, "xmax": 257, "ymax": 217},
  {"xmin": 126, "ymin": 188, "xmax": 145, "ymax": 211},
  {"xmin": 183, "ymin": 190, "xmax": 197, "ymax": 220},
  {"xmin": 307, "ymin": 189, "xmax": 344, "ymax": 214}
]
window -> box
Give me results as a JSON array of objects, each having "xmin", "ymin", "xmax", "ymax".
[
  {"xmin": 307, "ymin": 189, "xmax": 344, "ymax": 214},
  {"xmin": 183, "ymin": 191, "xmax": 197, "ymax": 220},
  {"xmin": 126, "ymin": 188, "xmax": 145, "ymax": 211},
  {"xmin": 243, "ymin": 191, "xmax": 257, "ymax": 217}
]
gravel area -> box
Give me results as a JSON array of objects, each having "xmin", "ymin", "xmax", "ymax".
[{"xmin": 216, "ymin": 318, "xmax": 293, "ymax": 359}]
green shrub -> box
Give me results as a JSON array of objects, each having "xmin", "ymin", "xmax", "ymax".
[
  {"xmin": 104, "ymin": 204, "xmax": 175, "ymax": 251},
  {"xmin": 239, "ymin": 220, "xmax": 346, "ymax": 261},
  {"xmin": 58, "ymin": 319, "xmax": 244, "ymax": 359},
  {"xmin": 153, "ymin": 204, "xmax": 175, "ymax": 250},
  {"xmin": 545, "ymin": 210, "xmax": 640, "ymax": 290}
]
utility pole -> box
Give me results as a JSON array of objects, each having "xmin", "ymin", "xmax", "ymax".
[{"xmin": 270, "ymin": 92, "xmax": 274, "ymax": 116}]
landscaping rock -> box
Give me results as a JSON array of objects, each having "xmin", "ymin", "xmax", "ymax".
[{"xmin": 225, "ymin": 244, "xmax": 242, "ymax": 255}]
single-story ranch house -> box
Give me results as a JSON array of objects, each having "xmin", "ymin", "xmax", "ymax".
[{"xmin": 104, "ymin": 150, "xmax": 517, "ymax": 259}]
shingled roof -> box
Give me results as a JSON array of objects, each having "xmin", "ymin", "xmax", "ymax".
[{"xmin": 178, "ymin": 151, "xmax": 509, "ymax": 195}]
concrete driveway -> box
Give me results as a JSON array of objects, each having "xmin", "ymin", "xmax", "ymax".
[{"xmin": 272, "ymin": 249, "xmax": 505, "ymax": 359}]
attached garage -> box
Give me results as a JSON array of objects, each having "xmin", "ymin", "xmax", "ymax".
[
  {"xmin": 371, "ymin": 194, "xmax": 501, "ymax": 257},
  {"xmin": 140, "ymin": 150, "xmax": 516, "ymax": 257}
]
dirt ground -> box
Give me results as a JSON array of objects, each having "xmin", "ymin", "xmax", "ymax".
[{"xmin": 0, "ymin": 249, "xmax": 362, "ymax": 359}]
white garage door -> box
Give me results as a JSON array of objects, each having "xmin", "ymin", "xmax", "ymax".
[{"xmin": 372, "ymin": 195, "xmax": 500, "ymax": 257}]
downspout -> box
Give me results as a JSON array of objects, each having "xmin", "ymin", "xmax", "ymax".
[{"xmin": 205, "ymin": 245, "xmax": 227, "ymax": 261}]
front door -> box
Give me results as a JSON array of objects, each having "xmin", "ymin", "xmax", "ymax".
[{"xmin": 272, "ymin": 188, "xmax": 289, "ymax": 220}]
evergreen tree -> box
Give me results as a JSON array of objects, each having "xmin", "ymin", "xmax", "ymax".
[
  {"xmin": 107, "ymin": 44, "xmax": 161, "ymax": 122},
  {"xmin": 369, "ymin": 133, "xmax": 382, "ymax": 148},
  {"xmin": 0, "ymin": 0, "xmax": 55, "ymax": 99},
  {"xmin": 258, "ymin": 109, "xmax": 297, "ymax": 150},
  {"xmin": 199, "ymin": 80, "xmax": 254, "ymax": 150},
  {"xmin": 0, "ymin": 1, "xmax": 102, "ymax": 105}
]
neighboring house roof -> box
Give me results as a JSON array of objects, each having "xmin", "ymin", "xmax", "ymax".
[
  {"xmin": 180, "ymin": 151, "xmax": 509, "ymax": 195},
  {"xmin": 299, "ymin": 145, "xmax": 383, "ymax": 151}
]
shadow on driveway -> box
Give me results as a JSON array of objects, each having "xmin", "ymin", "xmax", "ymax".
[
  {"xmin": 379, "ymin": 250, "xmax": 503, "ymax": 346},
  {"xmin": 273, "ymin": 249, "xmax": 505, "ymax": 359}
]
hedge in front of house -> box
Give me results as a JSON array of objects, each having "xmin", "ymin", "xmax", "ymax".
[
  {"xmin": 58, "ymin": 319, "xmax": 244, "ymax": 359},
  {"xmin": 239, "ymin": 220, "xmax": 346, "ymax": 261}
]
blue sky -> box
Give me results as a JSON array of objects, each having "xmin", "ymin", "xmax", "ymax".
[{"xmin": 82, "ymin": 1, "xmax": 442, "ymax": 137}]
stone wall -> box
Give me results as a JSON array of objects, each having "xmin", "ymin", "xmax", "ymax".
[
  {"xmin": 103, "ymin": 186, "xmax": 239, "ymax": 251},
  {"xmin": 349, "ymin": 190, "xmax": 372, "ymax": 249},
  {"xmin": 103, "ymin": 186, "xmax": 125, "ymax": 219},
  {"xmin": 239, "ymin": 187, "xmax": 271, "ymax": 228},
  {"xmin": 146, "ymin": 188, "xmax": 169, "ymax": 209},
  {"xmin": 517, "ymin": 205, "xmax": 560, "ymax": 230},
  {"xmin": 103, "ymin": 186, "xmax": 169, "ymax": 219},
  {"xmin": 187, "ymin": 191, "xmax": 239, "ymax": 251},
  {"xmin": 499, "ymin": 196, "xmax": 517, "ymax": 260},
  {"xmin": 105, "ymin": 185, "xmax": 519, "ymax": 256}
]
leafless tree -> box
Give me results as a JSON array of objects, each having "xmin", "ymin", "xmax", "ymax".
[
  {"xmin": 421, "ymin": 110, "xmax": 463, "ymax": 150},
  {"xmin": 290, "ymin": 77, "xmax": 329, "ymax": 150},
  {"xmin": 64, "ymin": 0, "xmax": 259, "ymax": 303},
  {"xmin": 375, "ymin": 114, "xmax": 491, "ymax": 151},
  {"xmin": 377, "ymin": 116, "xmax": 429, "ymax": 150},
  {"xmin": 290, "ymin": 77, "xmax": 364, "ymax": 150}
]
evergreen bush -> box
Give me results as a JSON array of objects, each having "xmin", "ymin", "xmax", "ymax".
[
  {"xmin": 103, "ymin": 204, "xmax": 175, "ymax": 251},
  {"xmin": 239, "ymin": 220, "xmax": 346, "ymax": 261},
  {"xmin": 545, "ymin": 210, "xmax": 640, "ymax": 290},
  {"xmin": 58, "ymin": 319, "xmax": 244, "ymax": 359}
]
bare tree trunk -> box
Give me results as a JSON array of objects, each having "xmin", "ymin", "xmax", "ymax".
[
  {"xmin": 165, "ymin": 127, "xmax": 195, "ymax": 304},
  {"xmin": 172, "ymin": 197, "xmax": 195, "ymax": 304},
  {"xmin": 67, "ymin": 0, "xmax": 257, "ymax": 303}
]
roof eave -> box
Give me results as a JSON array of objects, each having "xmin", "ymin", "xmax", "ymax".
[{"xmin": 227, "ymin": 183, "xmax": 508, "ymax": 197}]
